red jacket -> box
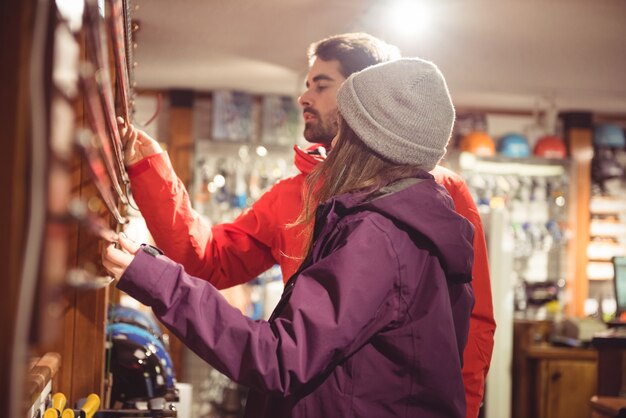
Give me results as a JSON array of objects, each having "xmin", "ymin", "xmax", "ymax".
[{"xmin": 128, "ymin": 146, "xmax": 495, "ymax": 418}]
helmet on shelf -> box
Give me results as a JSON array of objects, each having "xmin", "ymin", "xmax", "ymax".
[
  {"xmin": 592, "ymin": 148, "xmax": 624, "ymax": 185},
  {"xmin": 108, "ymin": 305, "xmax": 164, "ymax": 342},
  {"xmin": 593, "ymin": 123, "xmax": 626, "ymax": 149},
  {"xmin": 533, "ymin": 135, "xmax": 567, "ymax": 159},
  {"xmin": 459, "ymin": 131, "xmax": 496, "ymax": 156},
  {"xmin": 497, "ymin": 133, "xmax": 531, "ymax": 158},
  {"xmin": 106, "ymin": 322, "xmax": 177, "ymax": 407}
]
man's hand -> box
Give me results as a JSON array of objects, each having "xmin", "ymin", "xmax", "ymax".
[
  {"xmin": 102, "ymin": 234, "xmax": 141, "ymax": 280},
  {"xmin": 118, "ymin": 117, "xmax": 163, "ymax": 167}
]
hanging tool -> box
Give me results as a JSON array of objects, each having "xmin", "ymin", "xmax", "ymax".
[
  {"xmin": 43, "ymin": 392, "xmax": 67, "ymax": 418},
  {"xmin": 66, "ymin": 267, "xmax": 114, "ymax": 290},
  {"xmin": 61, "ymin": 393, "xmax": 100, "ymax": 418},
  {"xmin": 75, "ymin": 129, "xmax": 127, "ymax": 224},
  {"xmin": 83, "ymin": 0, "xmax": 129, "ymax": 187},
  {"xmin": 122, "ymin": 0, "xmax": 135, "ymax": 90},
  {"xmin": 79, "ymin": 63, "xmax": 128, "ymax": 205},
  {"xmin": 66, "ymin": 198, "xmax": 119, "ymax": 243},
  {"xmin": 106, "ymin": 0, "xmax": 132, "ymax": 124}
]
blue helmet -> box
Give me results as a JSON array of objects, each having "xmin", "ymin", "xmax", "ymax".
[
  {"xmin": 108, "ymin": 305, "xmax": 164, "ymax": 341},
  {"xmin": 497, "ymin": 133, "xmax": 531, "ymax": 158},
  {"xmin": 594, "ymin": 123, "xmax": 626, "ymax": 149},
  {"xmin": 106, "ymin": 322, "xmax": 177, "ymax": 406}
]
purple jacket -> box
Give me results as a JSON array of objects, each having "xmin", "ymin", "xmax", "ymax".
[{"xmin": 118, "ymin": 174, "xmax": 475, "ymax": 418}]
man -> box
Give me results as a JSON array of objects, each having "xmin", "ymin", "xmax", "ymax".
[{"xmin": 121, "ymin": 33, "xmax": 495, "ymax": 417}]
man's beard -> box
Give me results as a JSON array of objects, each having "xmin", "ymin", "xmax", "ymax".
[{"xmin": 303, "ymin": 109, "xmax": 338, "ymax": 146}]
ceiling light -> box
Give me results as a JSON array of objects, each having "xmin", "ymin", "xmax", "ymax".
[{"xmin": 386, "ymin": 0, "xmax": 432, "ymax": 38}]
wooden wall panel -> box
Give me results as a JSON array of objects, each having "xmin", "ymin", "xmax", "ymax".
[
  {"xmin": 1, "ymin": 1, "xmax": 126, "ymax": 412},
  {"xmin": 65, "ymin": 178, "xmax": 110, "ymax": 403},
  {"xmin": 163, "ymin": 97, "xmax": 194, "ymax": 380},
  {"xmin": 0, "ymin": 0, "xmax": 35, "ymax": 416}
]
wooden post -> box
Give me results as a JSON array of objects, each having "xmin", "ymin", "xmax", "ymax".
[
  {"xmin": 168, "ymin": 90, "xmax": 194, "ymax": 188},
  {"xmin": 561, "ymin": 112, "xmax": 593, "ymax": 317},
  {"xmin": 164, "ymin": 89, "xmax": 195, "ymax": 380}
]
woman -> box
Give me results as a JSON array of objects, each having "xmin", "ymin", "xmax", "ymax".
[{"xmin": 103, "ymin": 58, "xmax": 475, "ymax": 418}]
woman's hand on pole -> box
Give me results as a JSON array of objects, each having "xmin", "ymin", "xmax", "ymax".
[{"xmin": 102, "ymin": 234, "xmax": 141, "ymax": 280}]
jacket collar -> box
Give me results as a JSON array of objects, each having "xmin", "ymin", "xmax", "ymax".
[{"xmin": 293, "ymin": 144, "xmax": 327, "ymax": 174}]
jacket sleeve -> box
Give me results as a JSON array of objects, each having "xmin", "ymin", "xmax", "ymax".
[
  {"xmin": 453, "ymin": 179, "xmax": 495, "ymax": 417},
  {"xmin": 432, "ymin": 167, "xmax": 496, "ymax": 418},
  {"xmin": 127, "ymin": 152, "xmax": 277, "ymax": 289},
  {"xmin": 117, "ymin": 218, "xmax": 403, "ymax": 396}
]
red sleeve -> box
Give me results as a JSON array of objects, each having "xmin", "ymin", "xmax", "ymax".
[
  {"xmin": 432, "ymin": 166, "xmax": 496, "ymax": 418},
  {"xmin": 128, "ymin": 152, "xmax": 277, "ymax": 290}
]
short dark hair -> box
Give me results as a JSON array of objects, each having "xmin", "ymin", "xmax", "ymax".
[{"xmin": 307, "ymin": 33, "xmax": 401, "ymax": 78}]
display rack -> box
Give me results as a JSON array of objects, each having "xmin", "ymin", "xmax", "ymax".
[
  {"xmin": 587, "ymin": 147, "xmax": 626, "ymax": 319},
  {"xmin": 7, "ymin": 0, "xmax": 139, "ymax": 416},
  {"xmin": 458, "ymin": 150, "xmax": 570, "ymax": 418}
]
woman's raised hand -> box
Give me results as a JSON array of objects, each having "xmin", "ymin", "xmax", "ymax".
[{"xmin": 117, "ymin": 117, "xmax": 163, "ymax": 167}]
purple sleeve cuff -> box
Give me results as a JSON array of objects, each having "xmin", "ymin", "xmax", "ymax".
[{"xmin": 116, "ymin": 249, "xmax": 177, "ymax": 308}]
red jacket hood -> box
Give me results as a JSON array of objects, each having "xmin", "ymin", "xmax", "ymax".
[{"xmin": 293, "ymin": 144, "xmax": 327, "ymax": 174}]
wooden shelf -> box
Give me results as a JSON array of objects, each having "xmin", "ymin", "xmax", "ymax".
[
  {"xmin": 27, "ymin": 353, "xmax": 61, "ymax": 416},
  {"xmin": 591, "ymin": 396, "xmax": 626, "ymax": 418},
  {"xmin": 527, "ymin": 344, "xmax": 598, "ymax": 361}
]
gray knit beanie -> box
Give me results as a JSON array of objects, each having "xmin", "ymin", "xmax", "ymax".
[{"xmin": 336, "ymin": 58, "xmax": 455, "ymax": 171}]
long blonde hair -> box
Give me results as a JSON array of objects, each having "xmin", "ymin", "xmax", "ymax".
[{"xmin": 294, "ymin": 117, "xmax": 425, "ymax": 256}]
